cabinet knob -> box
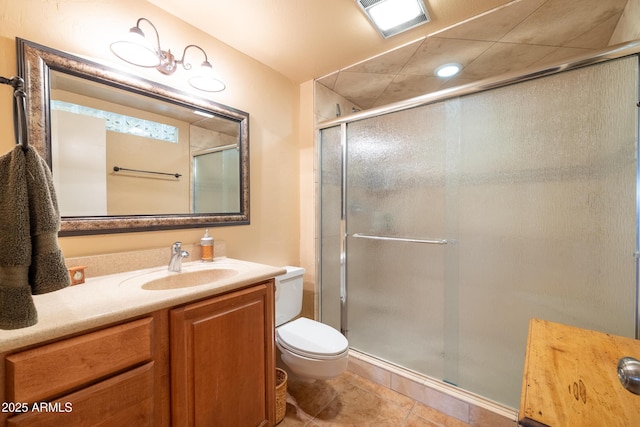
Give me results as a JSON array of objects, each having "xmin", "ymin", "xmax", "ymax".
[{"xmin": 618, "ymin": 357, "xmax": 640, "ymax": 395}]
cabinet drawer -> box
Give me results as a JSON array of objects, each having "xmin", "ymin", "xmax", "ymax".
[
  {"xmin": 7, "ymin": 362, "xmax": 155, "ymax": 427},
  {"xmin": 6, "ymin": 317, "xmax": 153, "ymax": 403}
]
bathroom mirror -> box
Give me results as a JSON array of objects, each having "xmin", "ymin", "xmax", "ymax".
[{"xmin": 17, "ymin": 38, "xmax": 249, "ymax": 235}]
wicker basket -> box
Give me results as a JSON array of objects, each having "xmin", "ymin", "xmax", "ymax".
[{"xmin": 275, "ymin": 368, "xmax": 288, "ymax": 424}]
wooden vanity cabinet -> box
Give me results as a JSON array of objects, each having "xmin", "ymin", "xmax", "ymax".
[
  {"xmin": 0, "ymin": 278, "xmax": 276, "ymax": 427},
  {"xmin": 1, "ymin": 311, "xmax": 170, "ymax": 427},
  {"xmin": 170, "ymin": 279, "xmax": 276, "ymax": 427}
]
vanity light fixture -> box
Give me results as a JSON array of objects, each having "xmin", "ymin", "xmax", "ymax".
[
  {"xmin": 434, "ymin": 63, "xmax": 462, "ymax": 78},
  {"xmin": 357, "ymin": 0, "xmax": 430, "ymax": 38},
  {"xmin": 110, "ymin": 17, "xmax": 226, "ymax": 92}
]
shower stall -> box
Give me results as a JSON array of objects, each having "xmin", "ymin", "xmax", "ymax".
[
  {"xmin": 193, "ymin": 145, "xmax": 240, "ymax": 213},
  {"xmin": 318, "ymin": 47, "xmax": 640, "ymax": 409}
]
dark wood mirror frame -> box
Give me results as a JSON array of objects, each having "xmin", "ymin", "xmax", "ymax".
[{"xmin": 17, "ymin": 38, "xmax": 250, "ymax": 236}]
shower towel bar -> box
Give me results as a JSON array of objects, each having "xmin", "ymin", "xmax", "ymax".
[
  {"xmin": 352, "ymin": 233, "xmax": 448, "ymax": 245},
  {"xmin": 113, "ymin": 166, "xmax": 181, "ymax": 179}
]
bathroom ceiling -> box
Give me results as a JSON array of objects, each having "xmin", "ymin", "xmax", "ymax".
[{"xmin": 149, "ymin": 0, "xmax": 633, "ymax": 110}]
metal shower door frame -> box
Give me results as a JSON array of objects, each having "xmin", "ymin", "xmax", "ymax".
[{"xmin": 317, "ymin": 40, "xmax": 640, "ymax": 340}]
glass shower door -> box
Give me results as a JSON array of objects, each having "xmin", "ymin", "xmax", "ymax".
[
  {"xmin": 319, "ymin": 125, "xmax": 344, "ymax": 333},
  {"xmin": 319, "ymin": 55, "xmax": 638, "ymax": 410},
  {"xmin": 193, "ymin": 148, "xmax": 240, "ymax": 213},
  {"xmin": 345, "ymin": 102, "xmax": 454, "ymax": 377},
  {"xmin": 453, "ymin": 56, "xmax": 638, "ymax": 406}
]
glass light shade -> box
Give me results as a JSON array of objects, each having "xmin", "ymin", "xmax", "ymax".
[
  {"xmin": 188, "ymin": 61, "xmax": 226, "ymax": 92},
  {"xmin": 368, "ymin": 0, "xmax": 422, "ymax": 31},
  {"xmin": 110, "ymin": 27, "xmax": 161, "ymax": 68}
]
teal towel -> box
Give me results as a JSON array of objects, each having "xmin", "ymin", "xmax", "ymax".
[{"xmin": 0, "ymin": 146, "xmax": 69, "ymax": 329}]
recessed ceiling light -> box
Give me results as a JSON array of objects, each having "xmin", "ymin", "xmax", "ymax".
[
  {"xmin": 357, "ymin": 0, "xmax": 430, "ymax": 39},
  {"xmin": 434, "ymin": 63, "xmax": 462, "ymax": 78}
]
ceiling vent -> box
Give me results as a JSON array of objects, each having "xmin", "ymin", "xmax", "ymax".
[{"xmin": 357, "ymin": 0, "xmax": 430, "ymax": 38}]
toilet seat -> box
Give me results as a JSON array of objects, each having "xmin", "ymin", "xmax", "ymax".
[{"xmin": 276, "ymin": 317, "xmax": 348, "ymax": 360}]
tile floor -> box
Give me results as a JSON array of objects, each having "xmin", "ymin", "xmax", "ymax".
[{"xmin": 278, "ymin": 370, "xmax": 472, "ymax": 426}]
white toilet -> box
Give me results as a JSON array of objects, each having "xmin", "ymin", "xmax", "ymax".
[{"xmin": 275, "ymin": 266, "xmax": 349, "ymax": 381}]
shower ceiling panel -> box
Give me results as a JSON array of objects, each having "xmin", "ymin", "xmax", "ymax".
[{"xmin": 318, "ymin": 0, "xmax": 632, "ymax": 109}]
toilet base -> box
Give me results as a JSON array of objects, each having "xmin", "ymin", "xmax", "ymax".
[
  {"xmin": 276, "ymin": 350, "xmax": 316, "ymax": 383},
  {"xmin": 276, "ymin": 345, "xmax": 348, "ymax": 382}
]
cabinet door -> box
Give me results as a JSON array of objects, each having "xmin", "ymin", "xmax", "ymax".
[
  {"xmin": 171, "ymin": 282, "xmax": 275, "ymax": 427},
  {"xmin": 519, "ymin": 319, "xmax": 640, "ymax": 427}
]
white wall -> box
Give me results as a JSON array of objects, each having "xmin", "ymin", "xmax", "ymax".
[{"xmin": 51, "ymin": 110, "xmax": 107, "ymax": 216}]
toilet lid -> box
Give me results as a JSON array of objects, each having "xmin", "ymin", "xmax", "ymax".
[{"xmin": 277, "ymin": 317, "xmax": 349, "ymax": 360}]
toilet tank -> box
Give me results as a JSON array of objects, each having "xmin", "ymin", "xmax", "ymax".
[{"xmin": 275, "ymin": 266, "xmax": 305, "ymax": 327}]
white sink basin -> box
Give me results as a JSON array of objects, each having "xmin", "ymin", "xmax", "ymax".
[{"xmin": 119, "ymin": 263, "xmax": 242, "ymax": 290}]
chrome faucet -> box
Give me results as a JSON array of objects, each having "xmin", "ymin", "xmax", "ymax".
[{"xmin": 168, "ymin": 242, "xmax": 189, "ymax": 272}]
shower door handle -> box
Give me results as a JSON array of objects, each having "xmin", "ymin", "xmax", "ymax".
[{"xmin": 352, "ymin": 233, "xmax": 448, "ymax": 245}]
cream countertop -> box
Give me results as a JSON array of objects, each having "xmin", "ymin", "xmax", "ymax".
[{"xmin": 0, "ymin": 258, "xmax": 286, "ymax": 353}]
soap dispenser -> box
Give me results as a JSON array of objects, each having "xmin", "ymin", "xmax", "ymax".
[{"xmin": 200, "ymin": 229, "xmax": 214, "ymax": 262}]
